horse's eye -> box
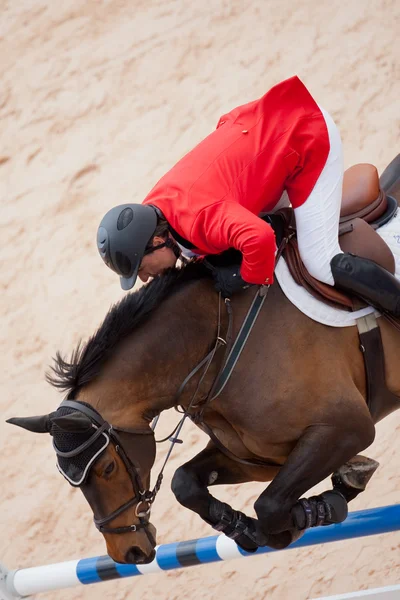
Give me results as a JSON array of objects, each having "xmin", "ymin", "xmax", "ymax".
[{"xmin": 104, "ymin": 461, "xmax": 115, "ymax": 476}]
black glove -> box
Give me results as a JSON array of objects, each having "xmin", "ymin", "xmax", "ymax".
[{"xmin": 212, "ymin": 264, "xmax": 250, "ymax": 298}]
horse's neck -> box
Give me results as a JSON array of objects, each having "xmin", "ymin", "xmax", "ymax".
[
  {"xmin": 145, "ymin": 280, "xmax": 220, "ymax": 414},
  {"xmin": 89, "ymin": 280, "xmax": 219, "ymax": 426}
]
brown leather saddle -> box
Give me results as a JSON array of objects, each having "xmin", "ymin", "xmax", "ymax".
[
  {"xmin": 276, "ymin": 163, "xmax": 398, "ymax": 311},
  {"xmin": 270, "ymin": 164, "xmax": 400, "ymax": 422}
]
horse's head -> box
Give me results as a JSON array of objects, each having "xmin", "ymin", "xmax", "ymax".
[
  {"xmin": 7, "ymin": 267, "xmax": 216, "ymax": 564},
  {"xmin": 7, "ymin": 400, "xmax": 158, "ymax": 564}
]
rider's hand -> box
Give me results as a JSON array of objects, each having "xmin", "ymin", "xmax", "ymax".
[{"xmin": 212, "ymin": 264, "xmax": 250, "ymax": 298}]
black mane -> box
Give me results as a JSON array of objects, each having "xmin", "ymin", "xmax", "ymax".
[{"xmin": 46, "ymin": 261, "xmax": 209, "ymax": 395}]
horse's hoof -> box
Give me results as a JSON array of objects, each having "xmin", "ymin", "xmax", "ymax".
[
  {"xmin": 236, "ymin": 520, "xmax": 305, "ymax": 552},
  {"xmin": 332, "ymin": 455, "xmax": 379, "ymax": 501},
  {"xmin": 259, "ymin": 528, "xmax": 305, "ymax": 550},
  {"xmin": 234, "ymin": 535, "xmax": 259, "ymax": 553},
  {"xmin": 234, "ymin": 518, "xmax": 270, "ymax": 552}
]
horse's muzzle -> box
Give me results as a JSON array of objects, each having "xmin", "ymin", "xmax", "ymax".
[{"xmin": 125, "ymin": 546, "xmax": 156, "ymax": 564}]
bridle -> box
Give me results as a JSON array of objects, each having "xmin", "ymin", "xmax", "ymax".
[
  {"xmin": 52, "ymin": 294, "xmax": 232, "ymax": 539},
  {"xmin": 53, "ymin": 280, "xmax": 274, "ymax": 539},
  {"xmin": 54, "ymin": 399, "xmax": 157, "ymax": 541}
]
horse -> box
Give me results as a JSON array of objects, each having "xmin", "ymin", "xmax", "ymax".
[{"xmin": 7, "ymin": 154, "xmax": 400, "ymax": 566}]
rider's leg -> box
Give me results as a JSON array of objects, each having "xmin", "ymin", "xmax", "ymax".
[
  {"xmin": 293, "ymin": 105, "xmax": 343, "ymax": 286},
  {"xmin": 331, "ymin": 252, "xmax": 400, "ymax": 316},
  {"xmin": 293, "ymin": 106, "xmax": 400, "ymax": 317}
]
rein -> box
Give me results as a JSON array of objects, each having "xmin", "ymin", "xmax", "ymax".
[
  {"xmin": 146, "ymin": 238, "xmax": 290, "ymax": 500},
  {"xmin": 151, "ymin": 284, "xmax": 272, "ymax": 471},
  {"xmin": 154, "ymin": 233, "xmax": 290, "ymax": 464},
  {"xmin": 147, "ymin": 293, "xmax": 234, "ymax": 493}
]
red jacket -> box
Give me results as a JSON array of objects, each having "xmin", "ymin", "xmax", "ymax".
[{"xmin": 143, "ymin": 76, "xmax": 330, "ymax": 284}]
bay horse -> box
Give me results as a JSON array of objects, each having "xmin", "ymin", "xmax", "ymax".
[{"xmin": 7, "ymin": 155, "xmax": 400, "ymax": 565}]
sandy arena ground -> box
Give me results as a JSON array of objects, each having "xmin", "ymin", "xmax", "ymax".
[{"xmin": 1, "ymin": 1, "xmax": 399, "ymax": 598}]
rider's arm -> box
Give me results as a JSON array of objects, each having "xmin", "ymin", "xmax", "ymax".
[{"xmin": 190, "ymin": 202, "xmax": 277, "ymax": 284}]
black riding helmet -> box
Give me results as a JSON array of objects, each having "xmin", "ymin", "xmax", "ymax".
[{"xmin": 97, "ymin": 204, "xmax": 158, "ymax": 290}]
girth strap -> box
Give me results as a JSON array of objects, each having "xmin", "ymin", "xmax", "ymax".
[
  {"xmin": 200, "ymin": 420, "xmax": 281, "ymax": 468},
  {"xmin": 356, "ymin": 314, "xmax": 400, "ymax": 422}
]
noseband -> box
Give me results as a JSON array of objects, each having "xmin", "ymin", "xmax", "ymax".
[{"xmin": 54, "ymin": 399, "xmax": 156, "ymax": 539}]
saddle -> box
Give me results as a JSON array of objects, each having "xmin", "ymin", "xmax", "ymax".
[{"xmin": 273, "ymin": 164, "xmax": 398, "ymax": 311}]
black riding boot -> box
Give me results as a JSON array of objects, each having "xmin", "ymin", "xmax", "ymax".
[{"xmin": 331, "ymin": 253, "xmax": 400, "ymax": 317}]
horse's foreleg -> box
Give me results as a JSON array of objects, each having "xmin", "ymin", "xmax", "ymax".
[
  {"xmin": 254, "ymin": 418, "xmax": 375, "ymax": 536},
  {"xmin": 171, "ymin": 441, "xmax": 279, "ymax": 552}
]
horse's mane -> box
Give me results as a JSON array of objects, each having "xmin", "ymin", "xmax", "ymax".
[{"xmin": 46, "ymin": 261, "xmax": 210, "ymax": 395}]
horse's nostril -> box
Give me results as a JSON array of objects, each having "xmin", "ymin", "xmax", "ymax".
[{"xmin": 125, "ymin": 546, "xmax": 150, "ymax": 564}]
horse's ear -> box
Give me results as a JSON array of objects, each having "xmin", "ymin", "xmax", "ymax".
[
  {"xmin": 50, "ymin": 412, "xmax": 93, "ymax": 433},
  {"xmin": 6, "ymin": 414, "xmax": 52, "ymax": 434}
]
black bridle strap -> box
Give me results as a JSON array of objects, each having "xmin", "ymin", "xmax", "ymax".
[
  {"xmin": 111, "ymin": 425, "xmax": 153, "ymax": 435},
  {"xmin": 112, "ymin": 434, "xmax": 148, "ymax": 499},
  {"xmin": 57, "ymin": 399, "xmax": 153, "ymax": 535},
  {"xmin": 60, "ymin": 400, "xmax": 153, "ymax": 435},
  {"xmin": 60, "ymin": 400, "xmax": 106, "ymax": 425},
  {"xmin": 96, "ymin": 519, "xmax": 149, "ymax": 535},
  {"xmin": 94, "ymin": 496, "xmax": 139, "ymax": 529},
  {"xmin": 92, "ymin": 438, "xmax": 151, "ymax": 534}
]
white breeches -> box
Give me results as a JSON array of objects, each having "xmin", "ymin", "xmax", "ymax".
[{"xmin": 292, "ymin": 106, "xmax": 343, "ymax": 286}]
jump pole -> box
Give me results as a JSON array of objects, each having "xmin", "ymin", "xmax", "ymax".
[{"xmin": 1, "ymin": 504, "xmax": 399, "ymax": 599}]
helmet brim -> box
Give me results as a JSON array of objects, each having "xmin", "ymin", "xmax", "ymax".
[{"xmin": 120, "ymin": 262, "xmax": 140, "ymax": 291}]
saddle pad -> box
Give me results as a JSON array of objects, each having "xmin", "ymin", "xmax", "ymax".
[{"xmin": 275, "ymin": 208, "xmax": 400, "ymax": 327}]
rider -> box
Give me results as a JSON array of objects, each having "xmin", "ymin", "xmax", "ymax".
[{"xmin": 97, "ymin": 76, "xmax": 400, "ymax": 316}]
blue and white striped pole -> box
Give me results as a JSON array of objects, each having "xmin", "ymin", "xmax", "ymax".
[{"xmin": 2, "ymin": 504, "xmax": 400, "ymax": 598}]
